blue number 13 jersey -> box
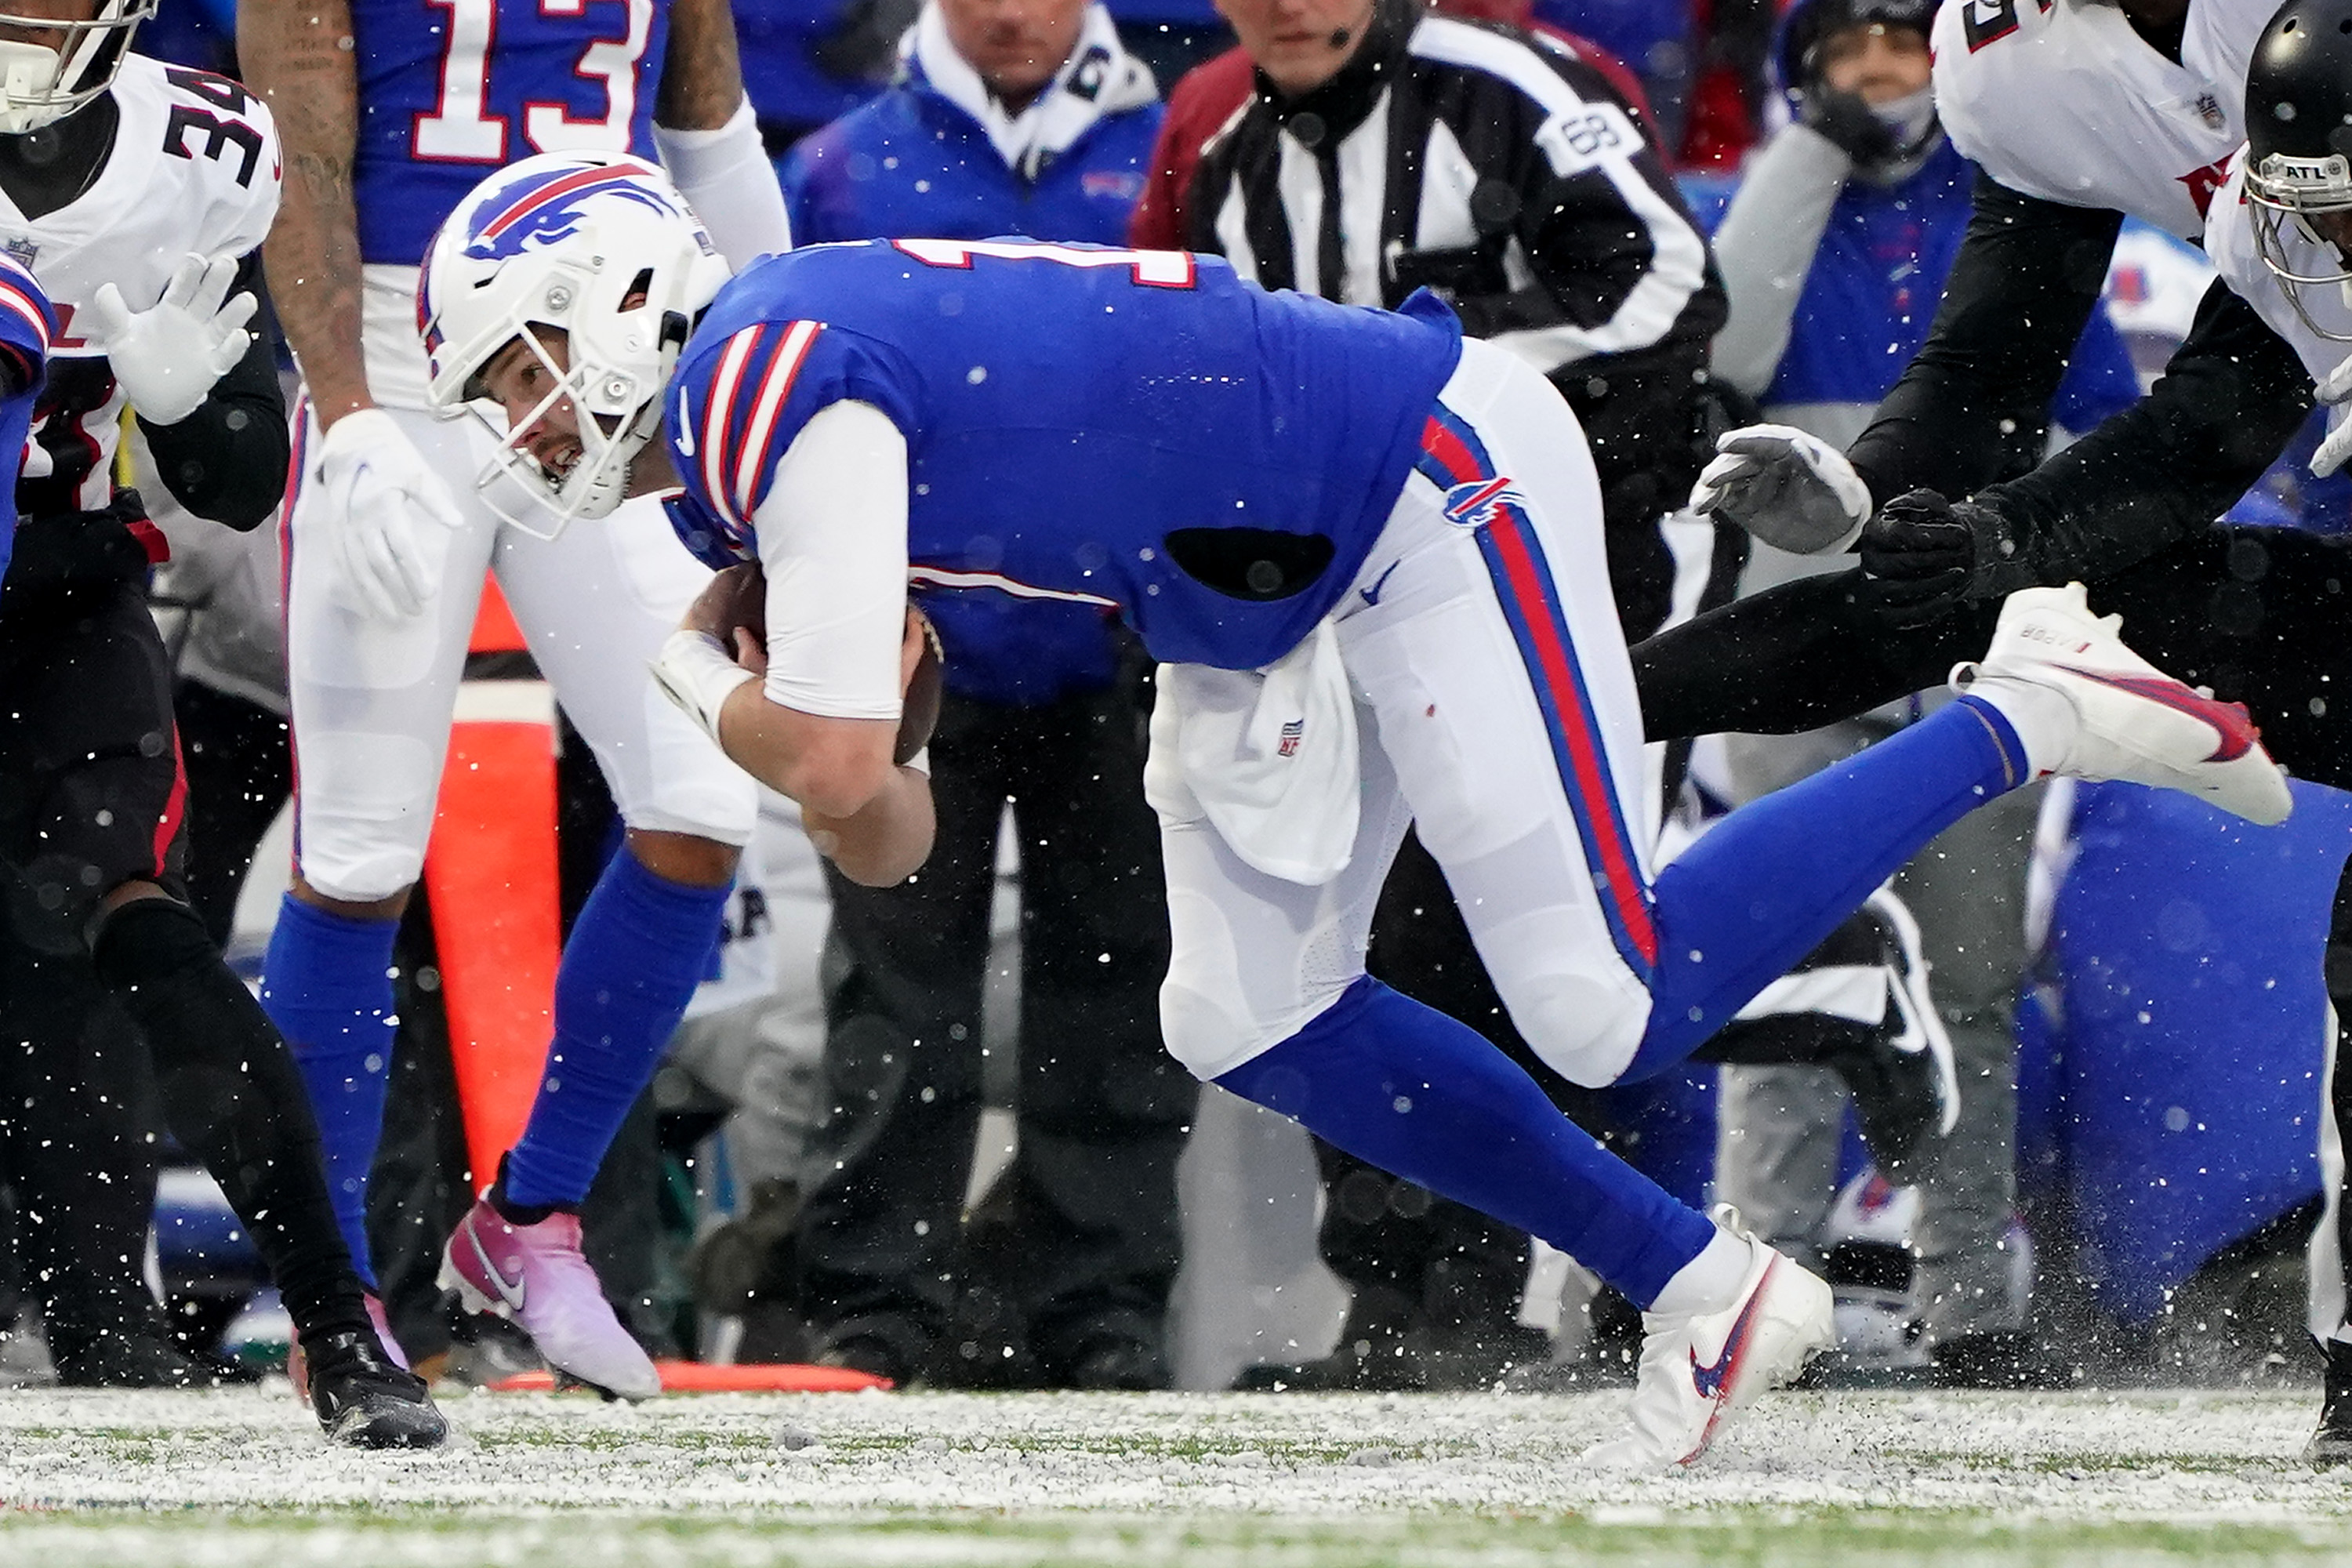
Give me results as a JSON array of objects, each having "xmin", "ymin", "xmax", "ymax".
[
  {"xmin": 353, "ymin": 0, "xmax": 668, "ymax": 264},
  {"xmin": 664, "ymin": 241, "xmax": 1467, "ymax": 672}
]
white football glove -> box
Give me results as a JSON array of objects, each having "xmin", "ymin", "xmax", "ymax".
[
  {"xmin": 84, "ymin": 252, "xmax": 259, "ymax": 426},
  {"xmin": 2311, "ymin": 354, "xmax": 2352, "ymax": 477},
  {"xmin": 314, "ymin": 408, "xmax": 465, "ymax": 621},
  {"xmin": 1689, "ymin": 423, "xmax": 1875, "ymax": 555}
]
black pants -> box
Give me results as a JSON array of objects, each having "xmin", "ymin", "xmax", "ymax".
[
  {"xmin": 173, "ymin": 679, "xmax": 291, "ymax": 950},
  {"xmin": 0, "ymin": 940, "xmax": 161, "ymax": 1355},
  {"xmin": 1634, "ymin": 521, "xmax": 2352, "ymax": 1347},
  {"xmin": 1634, "ymin": 525, "xmax": 2352, "ymax": 781},
  {"xmin": 794, "ymin": 684, "xmax": 1194, "ymax": 1377},
  {"xmin": 0, "ymin": 579, "xmax": 191, "ymax": 949},
  {"xmin": 0, "ymin": 575, "xmax": 362, "ymax": 1343}
]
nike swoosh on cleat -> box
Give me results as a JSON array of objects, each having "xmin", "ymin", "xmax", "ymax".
[
  {"xmin": 1690, "ymin": 1258, "xmax": 1774, "ymax": 1403},
  {"xmin": 2064, "ymin": 667, "xmax": 2261, "ymax": 762},
  {"xmin": 466, "ymin": 1221, "xmax": 528, "ymax": 1312}
]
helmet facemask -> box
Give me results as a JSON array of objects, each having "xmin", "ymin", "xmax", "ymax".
[
  {"xmin": 419, "ymin": 151, "xmax": 730, "ymax": 537},
  {"xmin": 0, "ymin": 0, "xmax": 157, "ymax": 136},
  {"xmin": 449, "ymin": 285, "xmax": 689, "ymax": 537},
  {"xmin": 2247, "ymin": 148, "xmax": 2352, "ymax": 343}
]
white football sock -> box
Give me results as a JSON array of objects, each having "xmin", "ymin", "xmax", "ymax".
[
  {"xmin": 1648, "ymin": 1225, "xmax": 1756, "ymax": 1319},
  {"xmin": 1956, "ymin": 674, "xmax": 2078, "ymax": 782}
]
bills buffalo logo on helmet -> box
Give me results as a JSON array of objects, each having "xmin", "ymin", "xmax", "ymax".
[{"xmin": 461, "ymin": 165, "xmax": 690, "ymax": 263}]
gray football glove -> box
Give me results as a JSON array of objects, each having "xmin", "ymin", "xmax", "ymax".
[{"xmin": 1690, "ymin": 423, "xmax": 1874, "ymax": 555}]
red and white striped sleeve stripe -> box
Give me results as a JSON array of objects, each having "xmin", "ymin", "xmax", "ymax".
[
  {"xmin": 0, "ymin": 257, "xmax": 53, "ymax": 361},
  {"xmin": 695, "ymin": 319, "xmax": 824, "ymax": 528}
]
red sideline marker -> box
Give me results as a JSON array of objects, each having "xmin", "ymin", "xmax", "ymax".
[{"xmin": 488, "ymin": 1360, "xmax": 893, "ymax": 1395}]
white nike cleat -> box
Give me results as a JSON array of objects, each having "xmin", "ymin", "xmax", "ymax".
[
  {"xmin": 1951, "ymin": 583, "xmax": 2293, "ymax": 826},
  {"xmin": 438, "ymin": 1196, "xmax": 661, "ymax": 1401},
  {"xmin": 1580, "ymin": 1220, "xmax": 1834, "ymax": 1472}
]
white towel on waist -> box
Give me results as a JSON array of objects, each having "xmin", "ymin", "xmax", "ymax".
[{"xmin": 1143, "ymin": 621, "xmax": 1360, "ymax": 885}]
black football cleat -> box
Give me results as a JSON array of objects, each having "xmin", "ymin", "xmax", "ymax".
[
  {"xmin": 50, "ymin": 1326, "xmax": 261, "ymax": 1389},
  {"xmin": 305, "ymin": 1328, "xmax": 448, "ymax": 1450},
  {"xmin": 2305, "ymin": 1339, "xmax": 2352, "ymax": 1467}
]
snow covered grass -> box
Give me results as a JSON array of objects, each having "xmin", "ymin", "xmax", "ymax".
[{"xmin": 5, "ymin": 1385, "xmax": 2351, "ymax": 1565}]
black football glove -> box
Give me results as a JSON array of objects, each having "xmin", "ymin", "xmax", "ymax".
[
  {"xmin": 1798, "ymin": 85, "xmax": 1899, "ymax": 165},
  {"xmin": 1853, "ymin": 488, "xmax": 2012, "ymax": 630}
]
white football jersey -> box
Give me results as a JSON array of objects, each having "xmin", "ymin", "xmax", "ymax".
[
  {"xmin": 1932, "ymin": 0, "xmax": 2273, "ymax": 239},
  {"xmin": 0, "ymin": 54, "xmax": 280, "ymax": 515},
  {"xmin": 2205, "ymin": 152, "xmax": 2343, "ymax": 385}
]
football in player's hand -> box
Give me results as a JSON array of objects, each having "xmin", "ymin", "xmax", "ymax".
[
  {"xmin": 688, "ymin": 562, "xmax": 766, "ymax": 662},
  {"xmin": 898, "ymin": 604, "xmax": 944, "ymax": 766}
]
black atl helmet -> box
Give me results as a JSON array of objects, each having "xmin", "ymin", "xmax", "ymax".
[{"xmin": 2246, "ymin": 0, "xmax": 2352, "ymax": 339}]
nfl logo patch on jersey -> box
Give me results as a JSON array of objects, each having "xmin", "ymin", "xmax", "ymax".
[
  {"xmin": 1278, "ymin": 718, "xmax": 1305, "ymax": 758},
  {"xmin": 3, "ymin": 237, "xmax": 37, "ymax": 269}
]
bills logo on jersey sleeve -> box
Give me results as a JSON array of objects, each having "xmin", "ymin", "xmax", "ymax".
[{"xmin": 462, "ymin": 162, "xmax": 690, "ymax": 262}]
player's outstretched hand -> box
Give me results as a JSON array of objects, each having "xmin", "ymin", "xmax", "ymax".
[
  {"xmin": 2313, "ymin": 354, "xmax": 2352, "ymax": 477},
  {"xmin": 314, "ymin": 408, "xmax": 466, "ymax": 620},
  {"xmin": 85, "ymin": 252, "xmax": 258, "ymax": 426},
  {"xmin": 1853, "ymin": 488, "xmax": 1985, "ymax": 629},
  {"xmin": 1689, "ymin": 424, "xmax": 1872, "ymax": 555}
]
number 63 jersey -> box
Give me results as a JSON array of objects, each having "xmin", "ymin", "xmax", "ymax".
[
  {"xmin": 0, "ymin": 56, "xmax": 277, "ymax": 518},
  {"xmin": 354, "ymin": 0, "xmax": 669, "ymax": 266}
]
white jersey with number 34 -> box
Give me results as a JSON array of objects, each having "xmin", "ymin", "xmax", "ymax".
[{"xmin": 0, "ymin": 54, "xmax": 278, "ymax": 514}]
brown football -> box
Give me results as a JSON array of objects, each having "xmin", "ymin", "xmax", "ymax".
[
  {"xmin": 694, "ymin": 561, "xmax": 767, "ymax": 652},
  {"xmin": 898, "ymin": 604, "xmax": 944, "ymax": 765}
]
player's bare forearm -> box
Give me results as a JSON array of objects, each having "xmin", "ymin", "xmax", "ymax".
[
  {"xmin": 712, "ymin": 680, "xmax": 934, "ymax": 884},
  {"xmin": 713, "ymin": 681, "xmax": 908, "ymax": 825},
  {"xmin": 801, "ymin": 768, "xmax": 936, "ymax": 887},
  {"xmin": 656, "ymin": 0, "xmax": 749, "ymax": 130},
  {"xmin": 240, "ymin": 0, "xmax": 372, "ymax": 424}
]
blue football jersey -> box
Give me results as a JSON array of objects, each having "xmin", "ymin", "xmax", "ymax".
[
  {"xmin": 0, "ymin": 252, "xmax": 52, "ymax": 581},
  {"xmin": 663, "ymin": 241, "xmax": 1465, "ymax": 671},
  {"xmin": 351, "ymin": 0, "xmax": 670, "ymax": 264}
]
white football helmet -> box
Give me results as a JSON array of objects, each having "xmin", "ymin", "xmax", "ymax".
[
  {"xmin": 419, "ymin": 150, "xmax": 731, "ymax": 532},
  {"xmin": 0, "ymin": 0, "xmax": 158, "ymax": 134}
]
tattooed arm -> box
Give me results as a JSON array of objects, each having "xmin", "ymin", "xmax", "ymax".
[
  {"xmin": 238, "ymin": 0, "xmax": 369, "ymax": 426},
  {"xmin": 655, "ymin": 0, "xmax": 792, "ymax": 265}
]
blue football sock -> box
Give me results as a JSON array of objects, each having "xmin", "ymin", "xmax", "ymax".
[
  {"xmin": 1619, "ymin": 694, "xmax": 2024, "ymax": 1080},
  {"xmin": 258, "ymin": 895, "xmax": 400, "ymax": 1290},
  {"xmin": 500, "ymin": 848, "xmax": 731, "ymax": 1210},
  {"xmin": 1218, "ymin": 975, "xmax": 1715, "ymax": 1308}
]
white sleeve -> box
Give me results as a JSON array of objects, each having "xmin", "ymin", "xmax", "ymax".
[
  {"xmin": 1708, "ymin": 125, "xmax": 1851, "ymax": 400},
  {"xmin": 753, "ymin": 400, "xmax": 909, "ymax": 720},
  {"xmin": 655, "ymin": 96, "xmax": 793, "ymax": 270}
]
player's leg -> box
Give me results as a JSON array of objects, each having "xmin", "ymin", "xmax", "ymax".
[
  {"xmin": 4, "ymin": 583, "xmax": 441, "ymax": 1446},
  {"xmin": 2307, "ymin": 866, "xmax": 2352, "ymax": 1464},
  {"xmin": 1387, "ymin": 346, "xmax": 2281, "ymax": 1094},
  {"xmin": 793, "ymin": 704, "xmax": 1003, "ymax": 1385},
  {"xmin": 435, "ymin": 491, "xmax": 757, "ymax": 1397},
  {"xmin": 266, "ymin": 404, "xmax": 495, "ymax": 1297},
  {"xmin": 1002, "ymin": 682, "xmax": 1190, "ymax": 1388}
]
